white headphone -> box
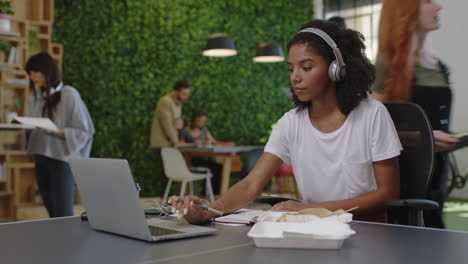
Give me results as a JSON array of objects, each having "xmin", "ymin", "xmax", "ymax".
[
  {"xmin": 297, "ymin": 27, "xmax": 346, "ymax": 82},
  {"xmin": 37, "ymin": 81, "xmax": 63, "ymax": 96}
]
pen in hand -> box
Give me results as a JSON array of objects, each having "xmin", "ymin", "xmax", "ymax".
[{"xmin": 171, "ymin": 197, "xmax": 223, "ymax": 216}]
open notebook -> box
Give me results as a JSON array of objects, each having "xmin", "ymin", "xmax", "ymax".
[
  {"xmin": 454, "ymin": 131, "xmax": 468, "ymax": 147},
  {"xmin": 453, "ymin": 131, "xmax": 468, "ymax": 149},
  {"xmin": 12, "ymin": 116, "xmax": 58, "ymax": 133},
  {"xmin": 214, "ymin": 207, "xmax": 356, "ymax": 225},
  {"xmin": 214, "ymin": 209, "xmax": 284, "ymax": 224}
]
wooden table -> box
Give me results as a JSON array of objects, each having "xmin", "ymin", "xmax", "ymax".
[{"xmin": 179, "ymin": 146, "xmax": 263, "ymax": 194}]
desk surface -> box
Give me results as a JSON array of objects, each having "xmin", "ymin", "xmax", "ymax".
[{"xmin": 1, "ymin": 217, "xmax": 468, "ymax": 264}]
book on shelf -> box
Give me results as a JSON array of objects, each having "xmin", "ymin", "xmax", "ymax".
[
  {"xmin": 7, "ymin": 46, "xmax": 16, "ymax": 65},
  {"xmin": 5, "ymin": 78, "xmax": 28, "ymax": 86},
  {"xmin": 11, "ymin": 116, "xmax": 58, "ymax": 133},
  {"xmin": 0, "ymin": 31, "xmax": 20, "ymax": 37},
  {"xmin": 0, "ymin": 162, "xmax": 6, "ymax": 179}
]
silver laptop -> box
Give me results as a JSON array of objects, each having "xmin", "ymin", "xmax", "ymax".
[{"xmin": 70, "ymin": 157, "xmax": 217, "ymax": 242}]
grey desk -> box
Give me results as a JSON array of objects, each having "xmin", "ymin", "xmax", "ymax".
[
  {"xmin": 1, "ymin": 217, "xmax": 468, "ymax": 264},
  {"xmin": 179, "ymin": 145, "xmax": 264, "ymax": 194}
]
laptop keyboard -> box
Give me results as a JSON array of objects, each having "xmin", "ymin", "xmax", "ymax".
[{"xmin": 148, "ymin": 225, "xmax": 184, "ymax": 236}]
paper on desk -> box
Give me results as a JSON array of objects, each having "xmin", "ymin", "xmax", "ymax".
[
  {"xmin": 213, "ymin": 209, "xmax": 286, "ymax": 225},
  {"xmin": 214, "ymin": 209, "xmax": 353, "ymax": 225},
  {"xmin": 13, "ymin": 116, "xmax": 59, "ymax": 133},
  {"xmin": 213, "ymin": 209, "xmax": 267, "ymax": 225},
  {"xmin": 283, "ymin": 216, "xmax": 356, "ymax": 238}
]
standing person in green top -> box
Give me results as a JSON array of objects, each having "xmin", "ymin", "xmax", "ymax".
[
  {"xmin": 150, "ymin": 80, "xmax": 191, "ymax": 193},
  {"xmin": 371, "ymin": 0, "xmax": 460, "ymax": 228},
  {"xmin": 150, "ymin": 80, "xmax": 191, "ymax": 148}
]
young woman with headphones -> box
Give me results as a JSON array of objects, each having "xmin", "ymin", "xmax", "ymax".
[
  {"xmin": 171, "ymin": 19, "xmax": 402, "ymax": 224},
  {"xmin": 25, "ymin": 52, "xmax": 95, "ymax": 218}
]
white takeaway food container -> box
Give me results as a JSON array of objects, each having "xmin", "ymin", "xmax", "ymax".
[{"xmin": 247, "ymin": 216, "xmax": 356, "ymax": 249}]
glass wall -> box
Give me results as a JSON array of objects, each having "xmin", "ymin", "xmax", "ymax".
[{"xmin": 323, "ymin": 0, "xmax": 382, "ymax": 62}]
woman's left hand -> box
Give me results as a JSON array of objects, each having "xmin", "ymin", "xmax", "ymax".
[
  {"xmin": 55, "ymin": 128, "xmax": 65, "ymax": 138},
  {"xmin": 270, "ymin": 200, "xmax": 310, "ymax": 212},
  {"xmin": 46, "ymin": 128, "xmax": 65, "ymax": 138},
  {"xmin": 43, "ymin": 128, "xmax": 65, "ymax": 138}
]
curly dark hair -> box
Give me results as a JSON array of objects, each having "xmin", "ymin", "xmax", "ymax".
[{"xmin": 287, "ymin": 19, "xmax": 375, "ymax": 115}]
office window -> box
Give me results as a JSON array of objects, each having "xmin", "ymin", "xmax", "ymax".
[{"xmin": 323, "ymin": 0, "xmax": 382, "ymax": 62}]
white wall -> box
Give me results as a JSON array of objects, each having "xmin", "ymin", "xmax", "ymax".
[
  {"xmin": 313, "ymin": 0, "xmax": 323, "ymax": 19},
  {"xmin": 427, "ymin": 0, "xmax": 468, "ymax": 198}
]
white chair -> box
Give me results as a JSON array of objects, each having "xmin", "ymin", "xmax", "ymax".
[{"xmin": 161, "ymin": 147, "xmax": 215, "ymax": 203}]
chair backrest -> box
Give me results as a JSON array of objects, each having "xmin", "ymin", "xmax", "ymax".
[
  {"xmin": 161, "ymin": 148, "xmax": 193, "ymax": 181},
  {"xmin": 253, "ymin": 196, "xmax": 302, "ymax": 206},
  {"xmin": 384, "ymin": 102, "xmax": 435, "ymax": 199}
]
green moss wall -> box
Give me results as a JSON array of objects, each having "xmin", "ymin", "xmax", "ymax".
[{"xmin": 53, "ymin": 0, "xmax": 313, "ymax": 196}]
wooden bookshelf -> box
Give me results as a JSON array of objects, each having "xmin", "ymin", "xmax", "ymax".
[{"xmin": 0, "ymin": 0, "xmax": 62, "ymax": 221}]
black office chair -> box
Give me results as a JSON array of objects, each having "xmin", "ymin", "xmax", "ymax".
[
  {"xmin": 384, "ymin": 102, "xmax": 439, "ymax": 226},
  {"xmin": 253, "ymin": 196, "xmax": 301, "ymax": 206}
]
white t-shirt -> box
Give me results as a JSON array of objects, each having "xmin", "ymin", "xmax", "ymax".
[{"xmin": 265, "ymin": 98, "xmax": 402, "ymax": 203}]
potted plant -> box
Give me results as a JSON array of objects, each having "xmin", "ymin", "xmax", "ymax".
[{"xmin": 0, "ymin": 1, "xmax": 14, "ymax": 32}]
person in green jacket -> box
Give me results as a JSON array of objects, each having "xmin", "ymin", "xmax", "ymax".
[
  {"xmin": 150, "ymin": 80, "xmax": 191, "ymax": 148},
  {"xmin": 150, "ymin": 80, "xmax": 191, "ymax": 194}
]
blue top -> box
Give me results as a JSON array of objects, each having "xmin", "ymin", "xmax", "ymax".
[{"xmin": 180, "ymin": 127, "xmax": 209, "ymax": 143}]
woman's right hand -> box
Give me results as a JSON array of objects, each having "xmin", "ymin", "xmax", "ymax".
[
  {"xmin": 433, "ymin": 130, "xmax": 460, "ymax": 152},
  {"xmin": 168, "ymin": 195, "xmax": 213, "ymax": 224}
]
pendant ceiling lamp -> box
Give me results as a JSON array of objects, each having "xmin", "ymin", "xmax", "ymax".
[
  {"xmin": 202, "ymin": 33, "xmax": 237, "ymax": 57},
  {"xmin": 253, "ymin": 42, "xmax": 284, "ymax": 63}
]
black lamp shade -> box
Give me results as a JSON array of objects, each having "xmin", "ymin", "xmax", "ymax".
[
  {"xmin": 253, "ymin": 42, "xmax": 284, "ymax": 63},
  {"xmin": 203, "ymin": 34, "xmax": 237, "ymax": 57}
]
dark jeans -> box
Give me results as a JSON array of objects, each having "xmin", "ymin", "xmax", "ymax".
[{"xmin": 34, "ymin": 155, "xmax": 75, "ymax": 218}]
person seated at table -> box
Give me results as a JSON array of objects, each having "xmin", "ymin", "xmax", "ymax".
[
  {"xmin": 180, "ymin": 110, "xmax": 234, "ymax": 147},
  {"xmin": 170, "ymin": 19, "xmax": 402, "ymax": 224},
  {"xmin": 180, "ymin": 110, "xmax": 234, "ymax": 194}
]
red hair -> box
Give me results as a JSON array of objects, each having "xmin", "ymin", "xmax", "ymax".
[{"xmin": 377, "ymin": 0, "xmax": 420, "ymax": 102}]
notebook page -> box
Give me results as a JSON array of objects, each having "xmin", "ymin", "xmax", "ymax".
[{"xmin": 14, "ymin": 117, "xmax": 59, "ymax": 133}]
